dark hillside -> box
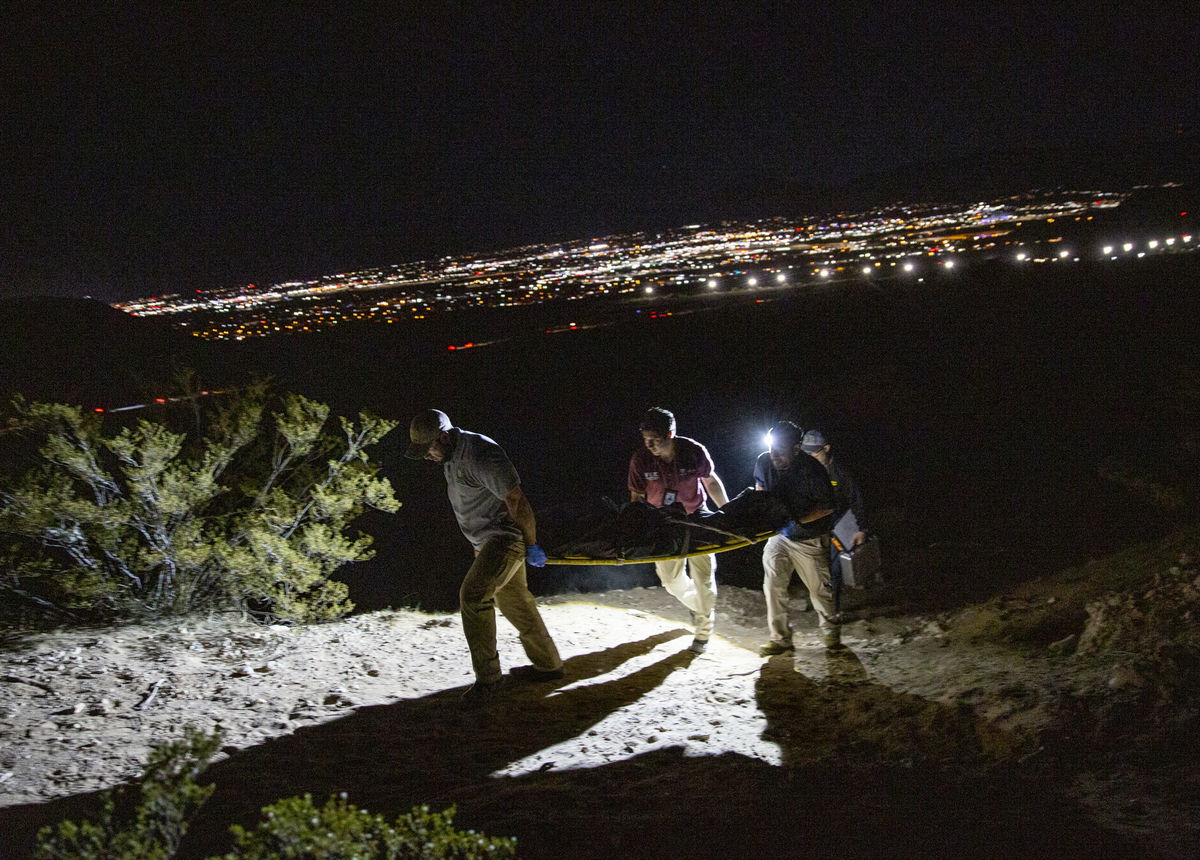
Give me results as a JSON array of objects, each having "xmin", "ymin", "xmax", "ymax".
[
  {"xmin": 0, "ymin": 297, "xmax": 186, "ymax": 407},
  {"xmin": 4, "ymin": 255, "xmax": 1197, "ymax": 617},
  {"xmin": 162, "ymin": 255, "xmax": 1200, "ymax": 614}
]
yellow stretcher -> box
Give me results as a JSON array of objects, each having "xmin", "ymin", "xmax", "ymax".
[{"xmin": 544, "ymin": 520, "xmax": 779, "ymax": 566}]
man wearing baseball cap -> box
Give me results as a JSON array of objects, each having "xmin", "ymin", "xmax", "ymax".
[
  {"xmin": 802, "ymin": 428, "xmax": 870, "ymax": 613},
  {"xmin": 753, "ymin": 421, "xmax": 840, "ymax": 654},
  {"xmin": 405, "ymin": 408, "xmax": 562, "ymax": 701}
]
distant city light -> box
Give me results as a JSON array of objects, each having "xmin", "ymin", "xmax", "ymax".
[{"xmin": 115, "ymin": 186, "xmax": 1186, "ymax": 342}]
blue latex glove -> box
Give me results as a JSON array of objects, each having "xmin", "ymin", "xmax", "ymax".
[{"xmin": 526, "ymin": 543, "xmax": 548, "ymax": 567}]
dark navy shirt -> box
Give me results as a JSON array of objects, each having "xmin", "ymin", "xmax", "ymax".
[{"xmin": 753, "ymin": 451, "xmax": 835, "ymax": 540}]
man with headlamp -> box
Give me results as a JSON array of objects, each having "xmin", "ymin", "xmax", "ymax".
[{"xmin": 753, "ymin": 421, "xmax": 840, "ymax": 654}]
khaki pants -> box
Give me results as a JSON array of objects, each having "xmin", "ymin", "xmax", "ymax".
[
  {"xmin": 460, "ymin": 535, "xmax": 562, "ymax": 683},
  {"xmin": 762, "ymin": 533, "xmax": 837, "ymax": 644},
  {"xmin": 653, "ymin": 553, "xmax": 717, "ymax": 639}
]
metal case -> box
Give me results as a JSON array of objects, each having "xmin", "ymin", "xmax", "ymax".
[{"xmin": 838, "ymin": 536, "xmax": 881, "ymax": 588}]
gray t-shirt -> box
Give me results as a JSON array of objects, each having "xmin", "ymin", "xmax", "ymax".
[{"xmin": 443, "ymin": 428, "xmax": 523, "ymax": 550}]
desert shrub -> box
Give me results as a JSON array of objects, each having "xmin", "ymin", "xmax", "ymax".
[
  {"xmin": 0, "ymin": 383, "xmax": 399, "ymax": 624},
  {"xmin": 36, "ymin": 726, "xmax": 221, "ymax": 860},
  {"xmin": 36, "ymin": 729, "xmax": 517, "ymax": 860},
  {"xmin": 222, "ymin": 795, "xmax": 517, "ymax": 859}
]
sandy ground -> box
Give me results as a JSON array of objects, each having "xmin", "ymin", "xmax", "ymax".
[{"xmin": 0, "ymin": 584, "xmax": 1195, "ymax": 859}]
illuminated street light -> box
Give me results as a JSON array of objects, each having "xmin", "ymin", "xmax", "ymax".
[
  {"xmin": 1148, "ymin": 240, "xmax": 1159, "ymax": 249},
  {"xmin": 706, "ymin": 278, "xmax": 718, "ymax": 288},
  {"xmin": 1102, "ymin": 246, "xmax": 1113, "ymax": 255},
  {"xmin": 861, "ymin": 266, "xmax": 872, "ymax": 275},
  {"xmin": 1058, "ymin": 250, "xmax": 1070, "ymax": 258},
  {"xmin": 1016, "ymin": 252, "xmax": 1027, "ymax": 261},
  {"xmin": 1184, "ymin": 235, "xmax": 1193, "ymax": 243},
  {"xmin": 819, "ymin": 269, "xmax": 831, "ymax": 278},
  {"xmin": 645, "ymin": 286, "xmax": 654, "ymax": 295},
  {"xmin": 1123, "ymin": 243, "xmax": 1134, "ymax": 252},
  {"xmin": 747, "ymin": 277, "xmax": 758, "ymax": 287},
  {"xmin": 1165, "ymin": 237, "xmax": 1176, "ymax": 246},
  {"xmin": 776, "ymin": 273, "xmax": 787, "ymax": 283},
  {"xmin": 943, "ymin": 259, "xmax": 955, "ymax": 269},
  {"xmin": 903, "ymin": 262, "xmax": 915, "ymax": 272}
]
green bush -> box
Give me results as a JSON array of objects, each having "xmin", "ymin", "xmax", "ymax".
[
  {"xmin": 223, "ymin": 795, "xmax": 517, "ymax": 859},
  {"xmin": 0, "ymin": 383, "xmax": 399, "ymax": 623},
  {"xmin": 36, "ymin": 729, "xmax": 518, "ymax": 860},
  {"xmin": 36, "ymin": 726, "xmax": 221, "ymax": 860}
]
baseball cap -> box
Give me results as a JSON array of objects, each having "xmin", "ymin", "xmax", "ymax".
[
  {"xmin": 404, "ymin": 409, "xmax": 452, "ymax": 459},
  {"xmin": 800, "ymin": 429, "xmax": 828, "ymax": 452}
]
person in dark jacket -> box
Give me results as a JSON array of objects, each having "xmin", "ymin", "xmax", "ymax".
[
  {"xmin": 802, "ymin": 429, "xmax": 869, "ymax": 613},
  {"xmin": 753, "ymin": 421, "xmax": 839, "ymax": 654}
]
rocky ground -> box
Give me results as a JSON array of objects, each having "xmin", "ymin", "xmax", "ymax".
[{"xmin": 0, "ymin": 579, "xmax": 1197, "ymax": 859}]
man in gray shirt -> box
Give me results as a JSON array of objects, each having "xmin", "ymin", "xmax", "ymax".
[{"xmin": 405, "ymin": 409, "xmax": 563, "ymax": 701}]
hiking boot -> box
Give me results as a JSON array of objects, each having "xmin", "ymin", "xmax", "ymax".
[
  {"xmin": 823, "ymin": 628, "xmax": 844, "ymax": 650},
  {"xmin": 460, "ymin": 677, "xmax": 504, "ymax": 703},
  {"xmin": 509, "ymin": 665, "xmax": 565, "ymax": 682},
  {"xmin": 687, "ymin": 637, "xmax": 709, "ymax": 654},
  {"xmin": 758, "ymin": 640, "xmax": 794, "ymax": 657}
]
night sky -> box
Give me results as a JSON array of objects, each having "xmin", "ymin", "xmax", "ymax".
[{"xmin": 2, "ymin": 4, "xmax": 1196, "ymax": 301}]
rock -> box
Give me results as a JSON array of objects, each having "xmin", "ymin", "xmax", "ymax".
[
  {"xmin": 27, "ymin": 721, "xmax": 60, "ymax": 740},
  {"xmin": 1107, "ymin": 665, "xmax": 1146, "ymax": 690},
  {"xmin": 1048, "ymin": 634, "xmax": 1078, "ymax": 657}
]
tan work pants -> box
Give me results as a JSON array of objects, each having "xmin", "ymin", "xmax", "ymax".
[
  {"xmin": 653, "ymin": 553, "xmax": 717, "ymax": 639},
  {"xmin": 762, "ymin": 533, "xmax": 837, "ymax": 644},
  {"xmin": 460, "ymin": 535, "xmax": 562, "ymax": 683}
]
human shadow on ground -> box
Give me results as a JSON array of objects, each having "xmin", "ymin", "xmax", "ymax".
[
  {"xmin": 751, "ymin": 648, "xmax": 1150, "ymax": 859},
  {"xmin": 0, "ymin": 635, "xmax": 1158, "ymax": 860}
]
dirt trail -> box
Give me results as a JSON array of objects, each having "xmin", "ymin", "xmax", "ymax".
[{"xmin": 0, "ymin": 585, "xmax": 1193, "ymax": 858}]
